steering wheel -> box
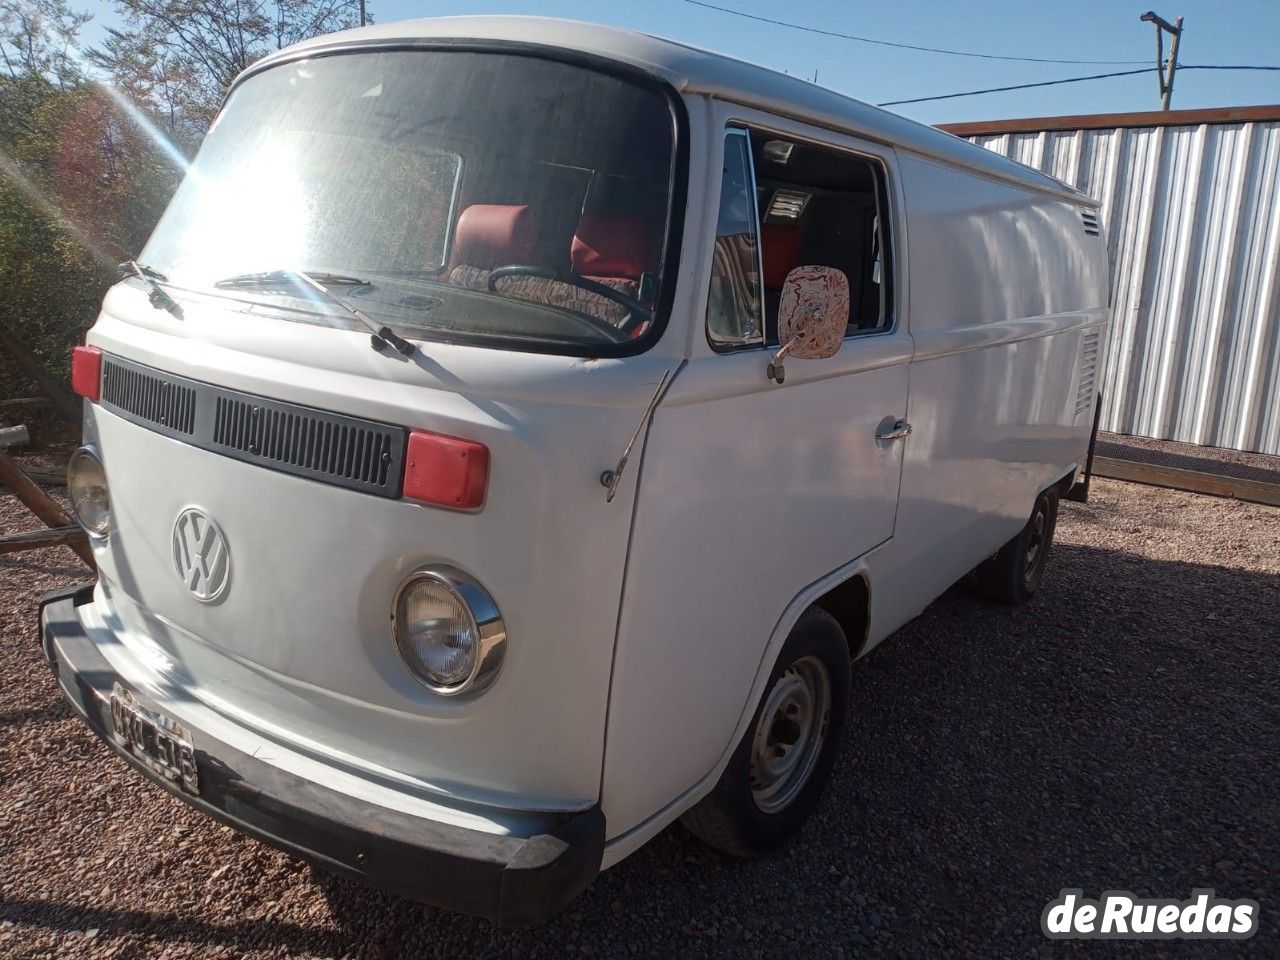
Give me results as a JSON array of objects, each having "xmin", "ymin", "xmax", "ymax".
[{"xmin": 486, "ymin": 265, "xmax": 652, "ymax": 337}]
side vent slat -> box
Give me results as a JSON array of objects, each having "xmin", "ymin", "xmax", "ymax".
[
  {"xmin": 1080, "ymin": 209, "xmax": 1101, "ymax": 237},
  {"xmin": 1076, "ymin": 331, "xmax": 1101, "ymax": 417}
]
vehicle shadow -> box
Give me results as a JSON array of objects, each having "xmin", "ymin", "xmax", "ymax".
[
  {"xmin": 0, "ymin": 899, "xmax": 348, "ymax": 956},
  {"xmin": 0, "ymin": 703, "xmax": 70, "ymax": 728},
  {"xmin": 306, "ymin": 540, "xmax": 1280, "ymax": 957}
]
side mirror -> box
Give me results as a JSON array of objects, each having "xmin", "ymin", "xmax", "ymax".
[{"xmin": 767, "ymin": 266, "xmax": 849, "ymax": 384}]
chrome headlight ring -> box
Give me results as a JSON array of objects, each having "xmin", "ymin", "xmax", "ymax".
[
  {"xmin": 391, "ymin": 565, "xmax": 507, "ymax": 697},
  {"xmin": 66, "ymin": 444, "xmax": 111, "ymax": 539}
]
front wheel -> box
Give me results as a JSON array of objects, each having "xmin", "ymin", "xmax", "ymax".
[{"xmin": 680, "ymin": 606, "xmax": 851, "ymax": 857}]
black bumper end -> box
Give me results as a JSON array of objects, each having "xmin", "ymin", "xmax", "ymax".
[{"xmin": 37, "ymin": 589, "xmax": 603, "ymax": 926}]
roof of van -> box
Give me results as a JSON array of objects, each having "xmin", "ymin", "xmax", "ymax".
[{"xmin": 255, "ymin": 16, "xmax": 1092, "ymax": 205}]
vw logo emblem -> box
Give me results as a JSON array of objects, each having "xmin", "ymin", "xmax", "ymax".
[{"xmin": 172, "ymin": 507, "xmax": 231, "ymax": 603}]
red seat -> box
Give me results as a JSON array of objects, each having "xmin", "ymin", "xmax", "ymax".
[
  {"xmin": 570, "ymin": 213, "xmax": 653, "ymax": 293},
  {"xmin": 760, "ymin": 223, "xmax": 801, "ymax": 324},
  {"xmin": 760, "ymin": 223, "xmax": 801, "ymax": 290},
  {"xmin": 448, "ymin": 204, "xmax": 639, "ymax": 330},
  {"xmin": 449, "ymin": 204, "xmax": 537, "ymax": 273}
]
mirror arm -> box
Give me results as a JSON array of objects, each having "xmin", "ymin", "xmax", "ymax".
[{"xmin": 767, "ymin": 340, "xmax": 794, "ymax": 384}]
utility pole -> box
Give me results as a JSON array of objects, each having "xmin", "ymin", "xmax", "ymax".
[
  {"xmin": 1140, "ymin": 11, "xmax": 1184, "ymax": 111},
  {"xmin": 359, "ymin": 0, "xmax": 366, "ymax": 26}
]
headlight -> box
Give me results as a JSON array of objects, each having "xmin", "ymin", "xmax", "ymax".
[
  {"xmin": 67, "ymin": 446, "xmax": 111, "ymax": 538},
  {"xmin": 392, "ymin": 566, "xmax": 506, "ymax": 696}
]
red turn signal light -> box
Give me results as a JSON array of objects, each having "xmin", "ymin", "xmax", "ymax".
[
  {"xmin": 71, "ymin": 345, "xmax": 103, "ymax": 402},
  {"xmin": 403, "ymin": 430, "xmax": 489, "ymax": 510}
]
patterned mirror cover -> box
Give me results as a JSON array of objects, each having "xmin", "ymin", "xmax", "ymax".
[{"xmin": 777, "ymin": 266, "xmax": 849, "ymax": 360}]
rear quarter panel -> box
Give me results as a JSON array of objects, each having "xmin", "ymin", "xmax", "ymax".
[{"xmin": 872, "ymin": 153, "xmax": 1109, "ymax": 638}]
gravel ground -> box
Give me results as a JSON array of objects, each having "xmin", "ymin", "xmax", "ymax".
[{"xmin": 2, "ymin": 458, "xmax": 1278, "ymax": 958}]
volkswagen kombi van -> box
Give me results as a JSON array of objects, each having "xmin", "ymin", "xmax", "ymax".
[{"xmin": 40, "ymin": 17, "xmax": 1109, "ymax": 924}]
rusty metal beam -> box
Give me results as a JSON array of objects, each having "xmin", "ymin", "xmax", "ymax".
[
  {"xmin": 0, "ymin": 449, "xmax": 93, "ymax": 566},
  {"xmin": 0, "ymin": 525, "xmax": 88, "ymax": 556},
  {"xmin": 937, "ymin": 103, "xmax": 1280, "ymax": 138},
  {"xmin": 19, "ymin": 466, "xmax": 65, "ymax": 487}
]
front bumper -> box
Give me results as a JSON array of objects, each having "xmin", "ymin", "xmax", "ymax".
[{"xmin": 37, "ymin": 585, "xmax": 603, "ymax": 926}]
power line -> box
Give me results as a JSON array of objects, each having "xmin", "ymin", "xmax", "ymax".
[
  {"xmin": 878, "ymin": 63, "xmax": 1280, "ymax": 107},
  {"xmin": 682, "ymin": 0, "xmax": 1151, "ymax": 66},
  {"xmin": 878, "ymin": 69, "xmax": 1155, "ymax": 107},
  {"xmin": 1181, "ymin": 64, "xmax": 1280, "ymax": 71}
]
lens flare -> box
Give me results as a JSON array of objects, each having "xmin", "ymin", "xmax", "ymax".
[
  {"xmin": 0, "ymin": 149, "xmax": 119, "ymax": 270},
  {"xmin": 93, "ymin": 79, "xmax": 192, "ymax": 174}
]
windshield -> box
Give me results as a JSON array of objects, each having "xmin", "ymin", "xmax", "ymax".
[{"xmin": 140, "ymin": 49, "xmax": 680, "ymax": 354}]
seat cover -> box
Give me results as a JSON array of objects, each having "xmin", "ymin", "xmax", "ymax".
[{"xmin": 448, "ymin": 205, "xmax": 644, "ymax": 331}]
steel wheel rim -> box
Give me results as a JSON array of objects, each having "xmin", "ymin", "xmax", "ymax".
[
  {"xmin": 1024, "ymin": 502, "xmax": 1047, "ymax": 586},
  {"xmin": 749, "ymin": 655, "xmax": 831, "ymax": 814}
]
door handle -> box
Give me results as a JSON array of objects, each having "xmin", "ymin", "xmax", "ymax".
[{"xmin": 876, "ymin": 418, "xmax": 912, "ymax": 442}]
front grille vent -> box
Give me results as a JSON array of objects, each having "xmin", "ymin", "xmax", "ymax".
[
  {"xmin": 211, "ymin": 395, "xmax": 397, "ymax": 490},
  {"xmin": 101, "ymin": 358, "xmax": 197, "ymax": 434},
  {"xmin": 1076, "ymin": 330, "xmax": 1101, "ymax": 417},
  {"xmin": 1081, "ymin": 209, "xmax": 1101, "ymax": 237},
  {"xmin": 96, "ymin": 354, "xmax": 406, "ymax": 498}
]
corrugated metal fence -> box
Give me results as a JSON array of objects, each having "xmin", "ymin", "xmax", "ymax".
[{"xmin": 942, "ymin": 107, "xmax": 1280, "ymax": 456}]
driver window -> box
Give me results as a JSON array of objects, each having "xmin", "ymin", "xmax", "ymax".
[{"xmin": 706, "ymin": 129, "xmax": 764, "ymax": 349}]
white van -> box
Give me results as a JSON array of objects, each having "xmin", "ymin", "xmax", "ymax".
[{"xmin": 40, "ymin": 17, "xmax": 1109, "ymax": 924}]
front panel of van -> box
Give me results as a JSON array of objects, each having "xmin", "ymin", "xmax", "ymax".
[{"xmin": 73, "ymin": 45, "xmax": 690, "ymax": 819}]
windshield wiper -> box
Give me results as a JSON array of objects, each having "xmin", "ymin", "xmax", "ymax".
[
  {"xmin": 119, "ymin": 261, "xmax": 183, "ymax": 318},
  {"xmin": 215, "ymin": 269, "xmax": 372, "ymax": 289},
  {"xmin": 214, "ymin": 269, "xmax": 415, "ymax": 356}
]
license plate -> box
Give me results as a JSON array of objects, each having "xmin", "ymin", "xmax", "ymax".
[{"xmin": 108, "ymin": 684, "xmax": 199, "ymax": 794}]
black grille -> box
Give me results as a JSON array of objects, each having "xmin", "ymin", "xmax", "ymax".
[
  {"xmin": 97, "ymin": 354, "xmax": 406, "ymax": 498},
  {"xmin": 211, "ymin": 394, "xmax": 397, "ymax": 490},
  {"xmin": 1081, "ymin": 210, "xmax": 1101, "ymax": 237},
  {"xmin": 101, "ymin": 358, "xmax": 197, "ymax": 434}
]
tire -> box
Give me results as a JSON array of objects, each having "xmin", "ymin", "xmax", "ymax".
[
  {"xmin": 970, "ymin": 486, "xmax": 1060, "ymax": 604},
  {"xmin": 680, "ymin": 606, "xmax": 851, "ymax": 857}
]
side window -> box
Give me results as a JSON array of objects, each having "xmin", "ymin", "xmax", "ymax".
[
  {"xmin": 750, "ymin": 132, "xmax": 892, "ymax": 338},
  {"xmin": 705, "ymin": 130, "xmax": 764, "ymax": 348}
]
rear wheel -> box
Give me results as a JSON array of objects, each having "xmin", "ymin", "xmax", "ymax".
[
  {"xmin": 680, "ymin": 606, "xmax": 851, "ymax": 857},
  {"xmin": 970, "ymin": 486, "xmax": 1059, "ymax": 604}
]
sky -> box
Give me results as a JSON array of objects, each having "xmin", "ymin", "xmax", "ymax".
[{"xmin": 79, "ymin": 0, "xmax": 1280, "ymax": 125}]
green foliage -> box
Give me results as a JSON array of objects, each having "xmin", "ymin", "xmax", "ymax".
[
  {"xmin": 1, "ymin": 3, "xmax": 179, "ymax": 397},
  {"xmin": 0, "ymin": 0, "xmax": 369, "ymax": 402},
  {"xmin": 2, "ymin": 1, "xmax": 113, "ymax": 398},
  {"xmin": 91, "ymin": 0, "xmax": 367, "ymax": 134},
  {"xmin": 0, "ymin": 167, "xmax": 107, "ymax": 392}
]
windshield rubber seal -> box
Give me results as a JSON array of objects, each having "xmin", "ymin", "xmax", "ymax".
[{"xmin": 207, "ymin": 38, "xmax": 691, "ymax": 360}]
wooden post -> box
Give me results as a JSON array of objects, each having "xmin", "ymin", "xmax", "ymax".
[
  {"xmin": 1163, "ymin": 16, "xmax": 1184, "ymax": 111},
  {"xmin": 1140, "ymin": 11, "xmax": 1185, "ymax": 111},
  {"xmin": 0, "ymin": 449, "xmax": 94, "ymax": 567}
]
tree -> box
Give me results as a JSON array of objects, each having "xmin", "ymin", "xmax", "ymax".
[
  {"xmin": 0, "ymin": 1, "xmax": 173, "ymax": 399},
  {"xmin": 1, "ymin": 0, "xmax": 371, "ymax": 402},
  {"xmin": 0, "ymin": 0, "xmax": 85, "ymax": 84},
  {"xmin": 90, "ymin": 0, "xmax": 368, "ymax": 134},
  {"xmin": 0, "ymin": 0, "xmax": 88, "ymax": 138}
]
